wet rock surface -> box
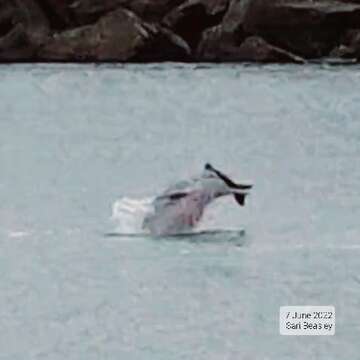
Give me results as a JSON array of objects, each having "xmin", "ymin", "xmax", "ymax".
[
  {"xmin": 2, "ymin": 0, "xmax": 360, "ymax": 62},
  {"xmin": 38, "ymin": 8, "xmax": 190, "ymax": 61}
]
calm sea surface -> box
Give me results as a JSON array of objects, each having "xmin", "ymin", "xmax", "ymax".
[{"xmin": 0, "ymin": 64, "xmax": 359, "ymax": 359}]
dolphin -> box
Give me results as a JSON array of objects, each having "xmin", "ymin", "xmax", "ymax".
[{"xmin": 142, "ymin": 163, "xmax": 253, "ymax": 236}]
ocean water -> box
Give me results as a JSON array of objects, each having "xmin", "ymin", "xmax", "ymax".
[{"xmin": 0, "ymin": 63, "xmax": 359, "ymax": 359}]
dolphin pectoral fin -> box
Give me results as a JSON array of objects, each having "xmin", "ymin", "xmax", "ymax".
[{"xmin": 234, "ymin": 193, "xmax": 247, "ymax": 206}]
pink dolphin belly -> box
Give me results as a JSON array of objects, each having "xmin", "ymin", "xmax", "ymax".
[{"xmin": 144, "ymin": 192, "xmax": 205, "ymax": 235}]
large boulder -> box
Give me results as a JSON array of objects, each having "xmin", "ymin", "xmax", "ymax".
[
  {"xmin": 38, "ymin": 8, "xmax": 190, "ymax": 61},
  {"xmin": 196, "ymin": 0, "xmax": 251, "ymax": 61},
  {"xmin": 132, "ymin": 26, "xmax": 191, "ymax": 61},
  {"xmin": 69, "ymin": 0, "xmax": 128, "ymax": 24},
  {"xmin": 232, "ymin": 36, "xmax": 305, "ymax": 63},
  {"xmin": 0, "ymin": 24, "xmax": 37, "ymax": 61},
  {"xmin": 197, "ymin": 24, "xmax": 243, "ymax": 61},
  {"xmin": 163, "ymin": 0, "xmax": 230, "ymax": 48},
  {"xmin": 330, "ymin": 28, "xmax": 360, "ymax": 59},
  {"xmin": 70, "ymin": 0, "xmax": 187, "ymax": 24},
  {"xmin": 0, "ymin": 2, "xmax": 16, "ymax": 37},
  {"xmin": 36, "ymin": 0, "xmax": 74, "ymax": 29},
  {"xmin": 217, "ymin": 0, "xmax": 252, "ymax": 33},
  {"xmin": 122, "ymin": 0, "xmax": 187, "ymax": 22},
  {"xmin": 196, "ymin": 0, "xmax": 271, "ymax": 61},
  {"xmin": 198, "ymin": 0, "xmax": 360, "ymax": 60},
  {"xmin": 0, "ymin": 0, "xmax": 50, "ymax": 61},
  {"xmin": 200, "ymin": 34, "xmax": 304, "ymax": 62},
  {"xmin": 13, "ymin": 0, "xmax": 50, "ymax": 43},
  {"xmin": 242, "ymin": 0, "xmax": 360, "ymax": 58}
]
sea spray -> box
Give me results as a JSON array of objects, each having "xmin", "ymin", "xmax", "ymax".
[{"xmin": 111, "ymin": 197, "xmax": 154, "ymax": 235}]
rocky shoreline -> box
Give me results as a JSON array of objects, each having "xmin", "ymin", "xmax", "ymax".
[{"xmin": 1, "ymin": 0, "xmax": 360, "ymax": 63}]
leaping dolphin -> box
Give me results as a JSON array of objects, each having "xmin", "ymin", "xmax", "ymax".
[{"xmin": 142, "ymin": 163, "xmax": 253, "ymax": 236}]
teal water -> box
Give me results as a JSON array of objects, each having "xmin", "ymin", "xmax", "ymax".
[{"xmin": 0, "ymin": 64, "xmax": 359, "ymax": 359}]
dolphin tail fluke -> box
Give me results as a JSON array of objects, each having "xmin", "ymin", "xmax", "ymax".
[
  {"xmin": 234, "ymin": 193, "xmax": 247, "ymax": 206},
  {"xmin": 205, "ymin": 164, "xmax": 253, "ymax": 190}
]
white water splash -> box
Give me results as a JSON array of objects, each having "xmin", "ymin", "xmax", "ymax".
[
  {"xmin": 109, "ymin": 196, "xmax": 243, "ymax": 237},
  {"xmin": 111, "ymin": 197, "xmax": 154, "ymax": 235}
]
